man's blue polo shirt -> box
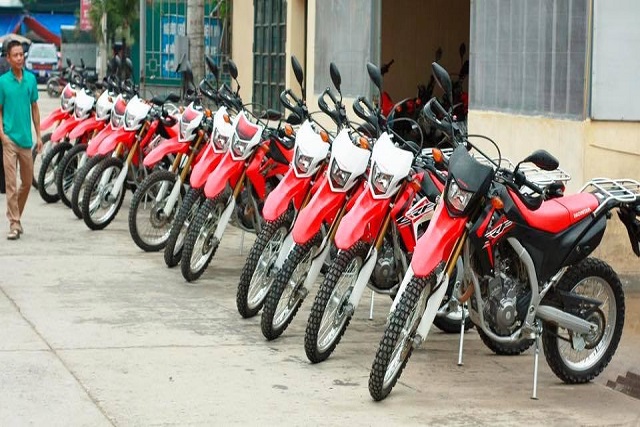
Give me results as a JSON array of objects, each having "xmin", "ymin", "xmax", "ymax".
[{"xmin": 0, "ymin": 69, "xmax": 38, "ymax": 148}]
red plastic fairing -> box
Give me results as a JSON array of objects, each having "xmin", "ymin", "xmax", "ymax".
[
  {"xmin": 508, "ymin": 190, "xmax": 600, "ymax": 234},
  {"xmin": 411, "ymin": 202, "xmax": 467, "ymax": 277},
  {"xmin": 203, "ymin": 152, "xmax": 245, "ymax": 199},
  {"xmin": 245, "ymin": 146, "xmax": 269, "ymax": 198},
  {"xmin": 51, "ymin": 116, "xmax": 80, "ymax": 142},
  {"xmin": 143, "ymin": 136, "xmax": 185, "ymax": 168},
  {"xmin": 291, "ymin": 178, "xmax": 347, "ymax": 245},
  {"xmin": 87, "ymin": 126, "xmax": 116, "ymax": 156},
  {"xmin": 69, "ymin": 116, "xmax": 105, "ymax": 140},
  {"xmin": 262, "ymin": 168, "xmax": 312, "ymax": 222},
  {"xmin": 98, "ymin": 128, "xmax": 136, "ymax": 155},
  {"xmin": 334, "ymin": 187, "xmax": 389, "ymax": 250},
  {"xmin": 190, "ymin": 145, "xmax": 222, "ymax": 189},
  {"xmin": 41, "ymin": 107, "xmax": 69, "ymax": 131}
]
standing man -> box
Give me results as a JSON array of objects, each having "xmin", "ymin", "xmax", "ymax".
[
  {"xmin": 0, "ymin": 38, "xmax": 13, "ymax": 194},
  {"xmin": 0, "ymin": 39, "xmax": 42, "ymax": 240}
]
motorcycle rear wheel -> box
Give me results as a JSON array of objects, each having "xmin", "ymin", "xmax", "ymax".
[
  {"xmin": 236, "ymin": 210, "xmax": 293, "ymax": 319},
  {"xmin": 542, "ymin": 257, "xmax": 624, "ymax": 383},
  {"xmin": 260, "ymin": 232, "xmax": 322, "ymax": 340}
]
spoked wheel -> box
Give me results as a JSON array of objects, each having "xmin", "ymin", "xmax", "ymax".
[
  {"xmin": 180, "ymin": 195, "xmax": 226, "ymax": 282},
  {"xmin": 81, "ymin": 157, "xmax": 126, "ymax": 230},
  {"xmin": 46, "ymin": 78, "xmax": 62, "ymax": 97},
  {"xmin": 163, "ymin": 187, "xmax": 203, "ymax": 268},
  {"xmin": 542, "ymin": 258, "xmax": 624, "ymax": 383},
  {"xmin": 236, "ymin": 210, "xmax": 293, "ymax": 318},
  {"xmin": 369, "ymin": 273, "xmax": 434, "ymax": 401},
  {"xmin": 128, "ymin": 170, "xmax": 184, "ymax": 252},
  {"xmin": 305, "ymin": 242, "xmax": 368, "ymax": 363},
  {"xmin": 71, "ymin": 154, "xmax": 105, "ymax": 219},
  {"xmin": 55, "ymin": 143, "xmax": 87, "ymax": 208},
  {"xmin": 37, "ymin": 141, "xmax": 71, "ymax": 203},
  {"xmin": 260, "ymin": 232, "xmax": 322, "ymax": 341},
  {"xmin": 32, "ymin": 133, "xmax": 52, "ymax": 189}
]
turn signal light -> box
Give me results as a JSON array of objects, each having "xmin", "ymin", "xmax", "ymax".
[
  {"xmin": 432, "ymin": 148, "xmax": 444, "ymax": 163},
  {"xmin": 491, "ymin": 196, "xmax": 504, "ymax": 210},
  {"xmin": 359, "ymin": 136, "xmax": 370, "ymax": 150},
  {"xmin": 223, "ymin": 114, "xmax": 231, "ymax": 124},
  {"xmin": 284, "ymin": 124, "xmax": 294, "ymax": 137},
  {"xmin": 320, "ymin": 130, "xmax": 329, "ymax": 143}
]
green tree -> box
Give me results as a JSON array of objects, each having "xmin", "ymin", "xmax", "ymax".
[{"xmin": 88, "ymin": 0, "xmax": 139, "ymax": 46}]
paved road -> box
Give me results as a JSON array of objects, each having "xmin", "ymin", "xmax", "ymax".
[{"xmin": 0, "ymin": 96, "xmax": 639, "ymax": 426}]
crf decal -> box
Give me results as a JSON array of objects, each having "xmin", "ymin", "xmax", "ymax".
[
  {"xmin": 397, "ymin": 197, "xmax": 436, "ymax": 226},
  {"xmin": 483, "ymin": 217, "xmax": 514, "ymax": 248}
]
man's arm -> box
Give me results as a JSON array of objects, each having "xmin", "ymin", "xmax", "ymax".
[
  {"xmin": 0, "ymin": 105, "xmax": 8, "ymax": 145},
  {"xmin": 31, "ymin": 102, "xmax": 42, "ymax": 152}
]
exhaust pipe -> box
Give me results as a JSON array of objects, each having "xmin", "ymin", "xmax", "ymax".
[{"xmin": 537, "ymin": 305, "xmax": 596, "ymax": 334}]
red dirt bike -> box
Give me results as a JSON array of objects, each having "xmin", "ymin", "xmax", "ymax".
[
  {"xmin": 162, "ymin": 60, "xmax": 245, "ymax": 268},
  {"xmin": 236, "ymin": 56, "xmax": 343, "ymax": 318},
  {"xmin": 180, "ymin": 104, "xmax": 294, "ymax": 282},
  {"xmin": 368, "ymin": 62, "xmax": 638, "ymax": 401},
  {"xmin": 80, "ymin": 92, "xmax": 180, "ymax": 230}
]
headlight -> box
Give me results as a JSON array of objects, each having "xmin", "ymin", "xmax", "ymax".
[
  {"xmin": 96, "ymin": 102, "xmax": 110, "ymax": 120},
  {"xmin": 124, "ymin": 111, "xmax": 137, "ymax": 129},
  {"xmin": 446, "ymin": 180, "xmax": 474, "ymax": 213},
  {"xmin": 231, "ymin": 135, "xmax": 250, "ymax": 158},
  {"xmin": 329, "ymin": 159, "xmax": 351, "ymax": 190},
  {"xmin": 371, "ymin": 162, "xmax": 394, "ymax": 196},
  {"xmin": 26, "ymin": 63, "xmax": 32, "ymax": 70},
  {"xmin": 61, "ymin": 96, "xmax": 74, "ymax": 112},
  {"xmin": 111, "ymin": 112, "xmax": 124, "ymax": 128},
  {"xmin": 294, "ymin": 147, "xmax": 314, "ymax": 175},
  {"xmin": 211, "ymin": 129, "xmax": 229, "ymax": 152}
]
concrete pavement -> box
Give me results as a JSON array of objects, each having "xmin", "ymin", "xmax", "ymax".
[{"xmin": 0, "ymin": 95, "xmax": 639, "ymax": 426}]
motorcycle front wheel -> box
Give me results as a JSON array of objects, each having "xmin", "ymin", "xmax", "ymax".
[
  {"xmin": 236, "ymin": 210, "xmax": 293, "ymax": 319},
  {"xmin": 32, "ymin": 133, "xmax": 52, "ymax": 189},
  {"xmin": 81, "ymin": 157, "xmax": 126, "ymax": 230},
  {"xmin": 38, "ymin": 141, "xmax": 71, "ymax": 203},
  {"xmin": 55, "ymin": 143, "xmax": 87, "ymax": 208},
  {"xmin": 71, "ymin": 154, "xmax": 106, "ymax": 219},
  {"xmin": 163, "ymin": 187, "xmax": 203, "ymax": 268}
]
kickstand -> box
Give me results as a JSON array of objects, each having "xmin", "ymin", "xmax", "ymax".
[
  {"xmin": 457, "ymin": 303, "xmax": 466, "ymax": 366},
  {"xmin": 531, "ymin": 324, "xmax": 542, "ymax": 400},
  {"xmin": 368, "ymin": 291, "xmax": 375, "ymax": 320}
]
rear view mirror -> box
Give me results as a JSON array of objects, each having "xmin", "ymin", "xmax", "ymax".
[
  {"xmin": 228, "ymin": 59, "xmax": 238, "ymax": 80},
  {"xmin": 167, "ymin": 93, "xmax": 181, "ymax": 103},
  {"xmin": 523, "ymin": 149, "xmax": 559, "ymax": 171},
  {"xmin": 366, "ymin": 62, "xmax": 383, "ymax": 92},
  {"xmin": 329, "ymin": 62, "xmax": 341, "ymax": 93},
  {"xmin": 431, "ymin": 62, "xmax": 453, "ymax": 108},
  {"xmin": 66, "ymin": 58, "xmax": 72, "ymax": 67},
  {"xmin": 291, "ymin": 55, "xmax": 304, "ymax": 88},
  {"xmin": 459, "ymin": 43, "xmax": 466, "ymax": 61},
  {"xmin": 205, "ymin": 55, "xmax": 219, "ymax": 79},
  {"xmin": 435, "ymin": 47, "xmax": 443, "ymax": 63}
]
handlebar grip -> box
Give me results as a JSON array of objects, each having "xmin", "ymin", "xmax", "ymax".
[{"xmin": 279, "ymin": 89, "xmax": 298, "ymax": 112}]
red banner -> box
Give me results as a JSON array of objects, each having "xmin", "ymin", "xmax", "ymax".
[{"xmin": 80, "ymin": 0, "xmax": 92, "ymax": 31}]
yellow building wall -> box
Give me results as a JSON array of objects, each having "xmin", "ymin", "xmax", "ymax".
[
  {"xmin": 469, "ymin": 110, "xmax": 640, "ymax": 273},
  {"xmin": 231, "ymin": 0, "xmax": 255, "ymax": 104}
]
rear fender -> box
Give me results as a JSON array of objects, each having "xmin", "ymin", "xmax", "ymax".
[
  {"xmin": 334, "ymin": 188, "xmax": 389, "ymax": 250},
  {"xmin": 98, "ymin": 128, "xmax": 136, "ymax": 156},
  {"xmin": 51, "ymin": 116, "xmax": 80, "ymax": 142},
  {"xmin": 41, "ymin": 107, "xmax": 68, "ymax": 131},
  {"xmin": 262, "ymin": 168, "xmax": 312, "ymax": 222},
  {"xmin": 189, "ymin": 145, "xmax": 222, "ymax": 189},
  {"xmin": 292, "ymin": 178, "xmax": 347, "ymax": 244},
  {"xmin": 69, "ymin": 116, "xmax": 105, "ymax": 140},
  {"xmin": 203, "ymin": 152, "xmax": 245, "ymax": 199},
  {"xmin": 411, "ymin": 203, "xmax": 467, "ymax": 277},
  {"xmin": 143, "ymin": 136, "xmax": 186, "ymax": 168}
]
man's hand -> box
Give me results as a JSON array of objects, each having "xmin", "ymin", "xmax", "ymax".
[
  {"xmin": 0, "ymin": 134, "xmax": 12, "ymax": 146},
  {"xmin": 36, "ymin": 136, "xmax": 43, "ymax": 153}
]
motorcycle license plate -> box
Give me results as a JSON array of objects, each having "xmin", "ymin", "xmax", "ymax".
[{"xmin": 39, "ymin": 70, "xmax": 46, "ymax": 77}]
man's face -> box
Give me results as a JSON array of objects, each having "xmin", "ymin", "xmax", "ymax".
[{"xmin": 8, "ymin": 45, "xmax": 24, "ymax": 69}]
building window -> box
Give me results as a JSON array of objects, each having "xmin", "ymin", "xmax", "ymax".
[
  {"xmin": 470, "ymin": 0, "xmax": 588, "ymax": 119},
  {"xmin": 253, "ymin": 0, "xmax": 287, "ymax": 112},
  {"xmin": 314, "ymin": 0, "xmax": 375, "ymax": 97}
]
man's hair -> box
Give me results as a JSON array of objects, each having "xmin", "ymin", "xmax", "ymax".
[{"xmin": 6, "ymin": 40, "xmax": 22, "ymax": 55}]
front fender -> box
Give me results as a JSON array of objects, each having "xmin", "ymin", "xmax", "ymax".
[
  {"xmin": 143, "ymin": 136, "xmax": 188, "ymax": 168},
  {"xmin": 292, "ymin": 178, "xmax": 347, "ymax": 244},
  {"xmin": 204, "ymin": 152, "xmax": 245, "ymax": 199},
  {"xmin": 334, "ymin": 188, "xmax": 389, "ymax": 250},
  {"xmin": 411, "ymin": 203, "xmax": 467, "ymax": 277},
  {"xmin": 98, "ymin": 128, "xmax": 136, "ymax": 155},
  {"xmin": 41, "ymin": 107, "xmax": 68, "ymax": 131},
  {"xmin": 51, "ymin": 116, "xmax": 80, "ymax": 142},
  {"xmin": 69, "ymin": 116, "xmax": 105, "ymax": 140},
  {"xmin": 190, "ymin": 145, "xmax": 222, "ymax": 189},
  {"xmin": 87, "ymin": 126, "xmax": 115, "ymax": 156},
  {"xmin": 262, "ymin": 168, "xmax": 312, "ymax": 222}
]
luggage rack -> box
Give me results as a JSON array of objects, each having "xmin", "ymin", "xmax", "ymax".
[
  {"xmin": 519, "ymin": 164, "xmax": 572, "ymax": 186},
  {"xmin": 580, "ymin": 178, "xmax": 640, "ymax": 205}
]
